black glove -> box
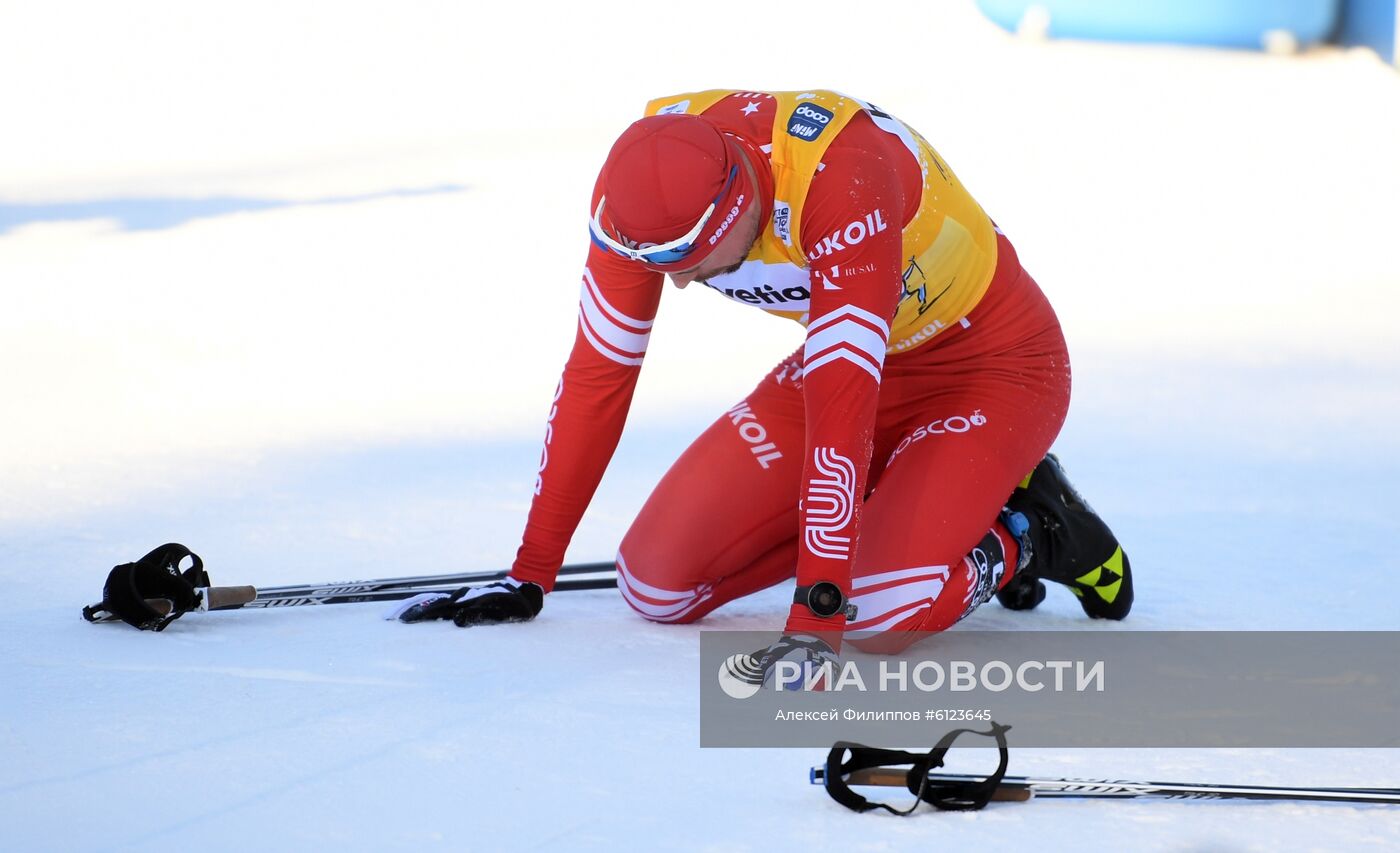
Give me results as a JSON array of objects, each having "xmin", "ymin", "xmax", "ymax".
[{"xmin": 390, "ymin": 578, "xmax": 544, "ymax": 626}]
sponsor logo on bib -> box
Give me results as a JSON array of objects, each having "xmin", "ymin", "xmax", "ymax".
[{"xmin": 787, "ymin": 102, "xmax": 834, "ymax": 141}]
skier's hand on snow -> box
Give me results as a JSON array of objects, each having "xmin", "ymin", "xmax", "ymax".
[{"xmin": 390, "ymin": 578, "xmax": 544, "ymax": 625}]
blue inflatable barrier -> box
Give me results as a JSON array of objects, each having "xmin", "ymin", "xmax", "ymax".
[{"xmin": 976, "ymin": 0, "xmax": 1341, "ymax": 50}]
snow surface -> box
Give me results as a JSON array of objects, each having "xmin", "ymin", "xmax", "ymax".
[{"xmin": 3, "ymin": 1, "xmax": 1400, "ymax": 849}]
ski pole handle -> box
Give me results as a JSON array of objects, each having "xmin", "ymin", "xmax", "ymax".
[
  {"xmin": 137, "ymin": 586, "xmax": 259, "ymax": 616},
  {"xmin": 820, "ymin": 768, "xmax": 1032, "ymax": 802},
  {"xmin": 849, "ymin": 768, "xmax": 1031, "ymax": 801},
  {"xmin": 205, "ymin": 586, "xmax": 258, "ymax": 609}
]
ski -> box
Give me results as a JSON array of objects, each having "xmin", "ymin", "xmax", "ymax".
[
  {"xmin": 252, "ymin": 560, "xmax": 616, "ymax": 599},
  {"xmin": 809, "ymin": 767, "xmax": 1400, "ymax": 804}
]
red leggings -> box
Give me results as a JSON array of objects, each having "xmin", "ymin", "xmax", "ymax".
[{"xmin": 617, "ymin": 236, "xmax": 1070, "ymax": 647}]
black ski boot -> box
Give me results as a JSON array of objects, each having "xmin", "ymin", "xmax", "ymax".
[{"xmin": 995, "ymin": 454, "xmax": 1133, "ymax": 620}]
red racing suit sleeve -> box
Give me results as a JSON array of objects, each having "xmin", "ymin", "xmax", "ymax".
[
  {"xmin": 509, "ymin": 236, "xmax": 663, "ymax": 592},
  {"xmin": 784, "ymin": 132, "xmax": 906, "ymax": 636}
]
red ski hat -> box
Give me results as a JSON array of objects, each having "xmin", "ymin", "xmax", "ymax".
[{"xmin": 589, "ymin": 113, "xmax": 760, "ymax": 271}]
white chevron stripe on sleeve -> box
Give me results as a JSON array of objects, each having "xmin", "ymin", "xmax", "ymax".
[
  {"xmin": 579, "ymin": 314, "xmax": 645, "ymax": 365},
  {"xmin": 805, "ymin": 303, "xmax": 891, "ymax": 338},
  {"xmin": 804, "ymin": 348, "xmax": 881, "ymax": 382},
  {"xmin": 802, "ymin": 306, "xmax": 890, "ymax": 382},
  {"xmin": 803, "ymin": 320, "xmax": 887, "ymax": 370},
  {"xmin": 583, "ymin": 268, "xmax": 654, "ymax": 332},
  {"xmin": 578, "ymin": 269, "xmax": 651, "ymax": 365}
]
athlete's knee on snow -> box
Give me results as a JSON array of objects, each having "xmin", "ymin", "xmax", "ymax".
[
  {"xmin": 842, "ymin": 564, "xmax": 958, "ymax": 652},
  {"xmin": 843, "ymin": 564, "xmax": 973, "ymax": 655},
  {"xmin": 843, "ymin": 529, "xmax": 1011, "ymax": 652},
  {"xmin": 614, "ymin": 546, "xmax": 714, "ymax": 624}
]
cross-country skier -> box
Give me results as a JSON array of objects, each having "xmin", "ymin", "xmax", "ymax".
[{"xmin": 416, "ymin": 90, "xmax": 1133, "ymax": 664}]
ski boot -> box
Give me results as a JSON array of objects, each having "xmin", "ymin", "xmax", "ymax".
[{"xmin": 995, "ymin": 453, "xmax": 1133, "ymax": 620}]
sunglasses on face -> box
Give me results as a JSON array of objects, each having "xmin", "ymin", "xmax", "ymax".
[{"xmin": 588, "ymin": 164, "xmax": 740, "ymax": 266}]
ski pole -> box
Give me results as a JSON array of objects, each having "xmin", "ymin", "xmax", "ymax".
[
  {"xmin": 86, "ymin": 567, "xmax": 617, "ymax": 621},
  {"xmin": 809, "ymin": 767, "xmax": 1400, "ymax": 804},
  {"xmin": 229, "ymin": 574, "xmax": 617, "ymax": 609},
  {"xmin": 253, "ymin": 560, "xmax": 616, "ymax": 598}
]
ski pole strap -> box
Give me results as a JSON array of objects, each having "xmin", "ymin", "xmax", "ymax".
[
  {"xmin": 823, "ymin": 722, "xmax": 1012, "ymax": 815},
  {"xmin": 82, "ymin": 543, "xmax": 208, "ymax": 631}
]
